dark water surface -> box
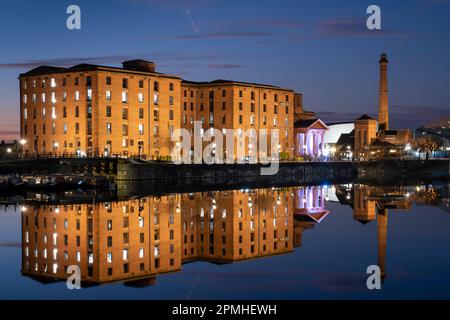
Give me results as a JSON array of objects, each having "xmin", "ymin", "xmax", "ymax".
[{"xmin": 0, "ymin": 183, "xmax": 449, "ymax": 299}]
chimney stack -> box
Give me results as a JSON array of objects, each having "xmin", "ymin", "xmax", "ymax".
[{"xmin": 378, "ymin": 53, "xmax": 389, "ymax": 131}]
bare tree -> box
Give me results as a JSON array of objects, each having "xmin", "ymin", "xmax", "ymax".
[{"xmin": 412, "ymin": 136, "xmax": 440, "ymax": 160}]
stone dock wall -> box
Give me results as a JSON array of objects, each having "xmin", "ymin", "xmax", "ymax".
[{"xmin": 115, "ymin": 161, "xmax": 357, "ymax": 197}]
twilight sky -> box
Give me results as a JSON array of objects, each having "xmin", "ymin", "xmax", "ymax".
[{"xmin": 1, "ymin": 0, "xmax": 450, "ymax": 140}]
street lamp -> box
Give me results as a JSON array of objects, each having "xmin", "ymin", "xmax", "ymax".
[
  {"xmin": 53, "ymin": 142, "xmax": 59, "ymax": 157},
  {"xmin": 19, "ymin": 139, "xmax": 26, "ymax": 158}
]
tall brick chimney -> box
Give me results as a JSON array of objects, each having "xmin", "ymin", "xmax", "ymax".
[{"xmin": 378, "ymin": 53, "xmax": 389, "ymax": 131}]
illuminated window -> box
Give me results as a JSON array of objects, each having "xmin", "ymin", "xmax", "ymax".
[
  {"xmin": 75, "ymin": 91, "xmax": 79, "ymax": 101},
  {"xmin": 51, "ymin": 78, "xmax": 56, "ymax": 88}
]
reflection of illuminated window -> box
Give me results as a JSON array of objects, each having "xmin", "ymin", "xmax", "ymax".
[
  {"xmin": 107, "ymin": 253, "xmax": 112, "ymax": 263},
  {"xmin": 76, "ymin": 251, "xmax": 81, "ymax": 262},
  {"xmin": 139, "ymin": 248, "xmax": 144, "ymax": 259},
  {"xmin": 107, "ymin": 220, "xmax": 112, "ymax": 230},
  {"xmin": 52, "ymin": 263, "xmax": 58, "ymax": 274},
  {"xmin": 200, "ymin": 208, "xmax": 205, "ymax": 218},
  {"xmin": 25, "ymin": 231, "xmax": 29, "ymax": 243},
  {"xmin": 64, "ymin": 251, "xmax": 68, "ymax": 260},
  {"xmin": 43, "ymin": 248, "xmax": 47, "ymax": 259},
  {"xmin": 34, "ymin": 249, "xmax": 38, "ymax": 258},
  {"xmin": 89, "ymin": 253, "xmax": 94, "ymax": 264},
  {"xmin": 250, "ymin": 221, "xmax": 255, "ymax": 230},
  {"xmin": 238, "ymin": 209, "xmax": 242, "ymax": 219},
  {"xmin": 138, "ymin": 217, "xmax": 144, "ymax": 228},
  {"xmin": 123, "ymin": 249, "xmax": 128, "ymax": 261},
  {"xmin": 154, "ymin": 246, "xmax": 160, "ymax": 257},
  {"xmin": 273, "ymin": 218, "xmax": 277, "ymax": 227},
  {"xmin": 53, "ymin": 248, "xmax": 58, "ymax": 260},
  {"xmin": 25, "ymin": 246, "xmax": 29, "ymax": 257},
  {"xmin": 222, "ymin": 209, "xmax": 227, "ymax": 219},
  {"xmin": 53, "ymin": 233, "xmax": 57, "ymax": 245}
]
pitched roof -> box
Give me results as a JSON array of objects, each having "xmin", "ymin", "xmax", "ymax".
[
  {"xmin": 19, "ymin": 62, "xmax": 179, "ymax": 79},
  {"xmin": 182, "ymin": 79, "xmax": 293, "ymax": 91},
  {"xmin": 336, "ymin": 130, "xmax": 355, "ymax": 145},
  {"xmin": 20, "ymin": 66, "xmax": 66, "ymax": 76},
  {"xmin": 356, "ymin": 114, "xmax": 376, "ymax": 120},
  {"xmin": 294, "ymin": 118, "xmax": 329, "ymax": 129}
]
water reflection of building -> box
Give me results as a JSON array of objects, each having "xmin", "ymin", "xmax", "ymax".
[
  {"xmin": 180, "ymin": 189, "xmax": 294, "ymax": 263},
  {"xmin": 21, "ymin": 187, "xmax": 330, "ymax": 287},
  {"xmin": 293, "ymin": 186, "xmax": 329, "ymax": 247},
  {"xmin": 340, "ymin": 184, "xmax": 414, "ymax": 283},
  {"xmin": 21, "ymin": 195, "xmax": 182, "ymax": 286}
]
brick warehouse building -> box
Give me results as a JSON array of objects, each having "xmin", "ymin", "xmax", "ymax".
[
  {"xmin": 19, "ymin": 59, "xmax": 303, "ymax": 160},
  {"xmin": 19, "ymin": 60, "xmax": 181, "ymax": 158},
  {"xmin": 181, "ymin": 80, "xmax": 296, "ymax": 161}
]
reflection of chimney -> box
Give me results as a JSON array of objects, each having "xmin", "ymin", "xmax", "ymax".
[
  {"xmin": 378, "ymin": 53, "xmax": 389, "ymax": 131},
  {"xmin": 377, "ymin": 208, "xmax": 388, "ymax": 282}
]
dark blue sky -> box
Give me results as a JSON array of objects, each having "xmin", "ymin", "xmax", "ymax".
[{"xmin": 1, "ymin": 0, "xmax": 450, "ymax": 140}]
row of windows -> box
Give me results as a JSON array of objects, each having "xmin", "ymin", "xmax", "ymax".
[
  {"xmin": 23, "ymin": 90, "xmax": 151, "ymax": 104},
  {"xmin": 23, "ymin": 77, "xmax": 172, "ymax": 92},
  {"xmin": 183, "ymin": 89, "xmax": 290, "ymax": 102},
  {"xmin": 182, "ymin": 101, "xmax": 290, "ymax": 114},
  {"xmin": 23, "ymin": 105, "xmax": 148, "ymax": 120},
  {"xmin": 182, "ymin": 114, "xmax": 290, "ymax": 127},
  {"xmin": 23, "ymin": 122, "xmax": 151, "ymax": 137}
]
